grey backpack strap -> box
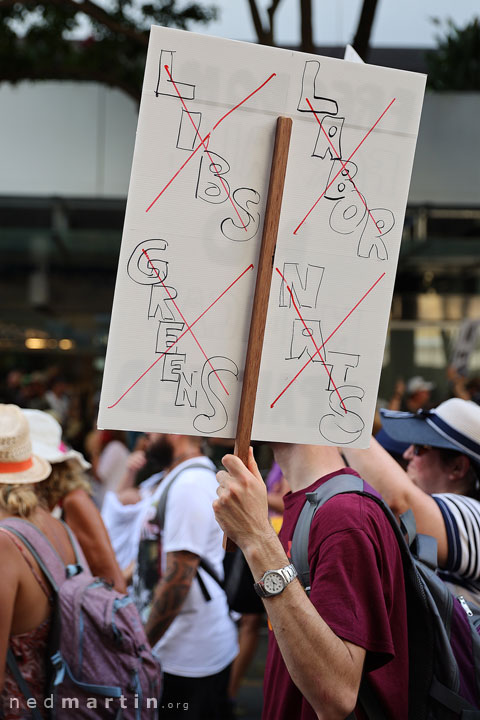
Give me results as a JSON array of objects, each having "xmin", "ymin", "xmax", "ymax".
[
  {"xmin": 154, "ymin": 462, "xmax": 215, "ymax": 531},
  {"xmin": 290, "ymin": 474, "xmax": 364, "ymax": 594},
  {"xmin": 0, "ymin": 518, "xmax": 68, "ymax": 591},
  {"xmin": 6, "ymin": 648, "xmax": 44, "ymax": 720}
]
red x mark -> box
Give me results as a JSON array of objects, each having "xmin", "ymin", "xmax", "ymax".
[
  {"xmin": 293, "ymin": 97, "xmax": 395, "ymax": 235},
  {"xmin": 305, "ymin": 98, "xmax": 384, "ymax": 235},
  {"xmin": 108, "ymin": 263, "xmax": 254, "ymax": 409},
  {"xmin": 146, "ymin": 69, "xmax": 276, "ymax": 216},
  {"xmin": 270, "ymin": 272, "xmax": 386, "ymax": 409},
  {"xmin": 275, "ymin": 267, "xmax": 347, "ymax": 413}
]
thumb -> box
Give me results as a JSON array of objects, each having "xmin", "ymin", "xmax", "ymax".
[{"xmin": 247, "ymin": 446, "xmax": 263, "ymax": 482}]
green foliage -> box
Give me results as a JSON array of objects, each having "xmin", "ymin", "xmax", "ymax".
[
  {"xmin": 427, "ymin": 17, "xmax": 480, "ymax": 91},
  {"xmin": 0, "ymin": 0, "xmax": 217, "ymax": 101}
]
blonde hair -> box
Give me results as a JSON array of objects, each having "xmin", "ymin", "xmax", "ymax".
[
  {"xmin": 36, "ymin": 458, "xmax": 91, "ymax": 509},
  {"xmin": 0, "ymin": 484, "xmax": 39, "ymax": 517}
]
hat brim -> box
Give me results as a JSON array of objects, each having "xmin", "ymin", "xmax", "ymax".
[
  {"xmin": 32, "ymin": 441, "xmax": 91, "ymax": 471},
  {"xmin": 380, "ymin": 410, "xmax": 461, "ymax": 453},
  {"xmin": 0, "ymin": 454, "xmax": 51, "ymax": 485}
]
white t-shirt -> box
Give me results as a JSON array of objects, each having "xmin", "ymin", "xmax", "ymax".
[
  {"xmin": 151, "ymin": 456, "xmax": 238, "ymax": 677},
  {"xmin": 97, "ymin": 440, "xmax": 130, "ymax": 493}
]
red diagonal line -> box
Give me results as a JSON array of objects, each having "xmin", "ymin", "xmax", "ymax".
[
  {"xmin": 305, "ymin": 98, "xmax": 383, "ymax": 235},
  {"xmin": 276, "ymin": 267, "xmax": 347, "ymax": 413},
  {"xmin": 141, "ymin": 248, "xmax": 229, "ymax": 395},
  {"xmin": 270, "ymin": 272, "xmax": 386, "ymax": 409},
  {"xmin": 146, "ymin": 72, "xmax": 276, "ymax": 214},
  {"xmin": 294, "ymin": 98, "xmax": 396, "ymax": 235},
  {"xmin": 212, "ymin": 73, "xmax": 276, "ymax": 130},
  {"xmin": 163, "ymin": 65, "xmax": 247, "ymax": 232},
  {"xmin": 146, "ymin": 134, "xmax": 210, "ymax": 213},
  {"xmin": 108, "ymin": 263, "xmax": 254, "ymax": 409}
]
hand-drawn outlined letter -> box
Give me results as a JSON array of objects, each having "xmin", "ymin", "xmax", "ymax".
[
  {"xmin": 156, "ymin": 321, "xmax": 185, "ymax": 353},
  {"xmin": 196, "ymin": 152, "xmax": 231, "ymax": 204},
  {"xmin": 220, "ymin": 188, "xmax": 261, "ymax": 242},
  {"xmin": 297, "ymin": 61, "xmax": 338, "ymax": 116},
  {"xmin": 162, "ymin": 352, "xmax": 186, "ymax": 382},
  {"xmin": 319, "ymin": 385, "xmax": 365, "ymax": 444},
  {"xmin": 324, "ymin": 351, "xmax": 360, "ymax": 390},
  {"xmin": 312, "ymin": 116, "xmax": 345, "ymax": 159},
  {"xmin": 149, "ymin": 285, "xmax": 180, "ymax": 322},
  {"xmin": 279, "ymin": 263, "xmax": 325, "ymax": 309},
  {"xmin": 155, "ymin": 51, "xmax": 195, "ymax": 99},
  {"xmin": 287, "ymin": 318, "xmax": 324, "ymax": 362},
  {"xmin": 177, "ymin": 109, "xmax": 202, "ymax": 150},
  {"xmin": 357, "ymin": 208, "xmax": 394, "ymax": 260},
  {"xmin": 175, "ymin": 371, "xmax": 200, "ymax": 408},
  {"xmin": 193, "ymin": 356, "xmax": 238, "ymax": 434},
  {"xmin": 127, "ymin": 240, "xmax": 168, "ymax": 285}
]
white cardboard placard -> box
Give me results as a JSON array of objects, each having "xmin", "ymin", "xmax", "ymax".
[{"xmin": 98, "ymin": 26, "xmax": 426, "ymax": 447}]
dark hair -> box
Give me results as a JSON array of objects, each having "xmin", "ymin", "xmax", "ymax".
[{"xmin": 437, "ymin": 448, "xmax": 480, "ymax": 500}]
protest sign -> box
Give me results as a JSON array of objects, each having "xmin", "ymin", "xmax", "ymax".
[{"xmin": 98, "ymin": 26, "xmax": 426, "ymax": 447}]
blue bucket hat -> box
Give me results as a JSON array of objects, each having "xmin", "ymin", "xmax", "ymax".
[{"xmin": 380, "ymin": 398, "xmax": 480, "ymax": 468}]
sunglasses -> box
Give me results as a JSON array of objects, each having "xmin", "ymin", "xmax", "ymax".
[{"xmin": 412, "ymin": 444, "xmax": 433, "ymax": 456}]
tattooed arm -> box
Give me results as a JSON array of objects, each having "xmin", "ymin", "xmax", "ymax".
[{"xmin": 144, "ymin": 550, "xmax": 200, "ymax": 647}]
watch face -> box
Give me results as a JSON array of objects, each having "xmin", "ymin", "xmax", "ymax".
[{"xmin": 264, "ymin": 571, "xmax": 284, "ymax": 594}]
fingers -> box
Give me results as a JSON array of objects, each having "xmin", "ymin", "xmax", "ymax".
[{"xmin": 247, "ymin": 446, "xmax": 263, "ymax": 481}]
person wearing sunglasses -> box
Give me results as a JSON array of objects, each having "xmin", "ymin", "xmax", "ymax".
[{"xmin": 344, "ymin": 398, "xmax": 480, "ymax": 603}]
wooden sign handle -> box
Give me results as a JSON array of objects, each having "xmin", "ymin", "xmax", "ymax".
[{"xmin": 224, "ymin": 115, "xmax": 293, "ymax": 551}]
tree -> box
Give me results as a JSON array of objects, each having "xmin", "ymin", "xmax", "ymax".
[
  {"xmin": 245, "ymin": 0, "xmax": 378, "ymax": 59},
  {"xmin": 427, "ymin": 18, "xmax": 480, "ymax": 91},
  {"xmin": 0, "ymin": 0, "xmax": 217, "ymax": 102}
]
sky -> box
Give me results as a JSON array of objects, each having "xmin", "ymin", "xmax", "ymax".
[{"xmin": 190, "ymin": 0, "xmax": 479, "ymax": 48}]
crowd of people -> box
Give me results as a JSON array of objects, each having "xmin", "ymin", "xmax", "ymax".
[{"xmin": 1, "ymin": 364, "xmax": 480, "ymax": 718}]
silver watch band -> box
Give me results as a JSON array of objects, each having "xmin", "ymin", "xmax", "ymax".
[{"xmin": 254, "ymin": 563, "xmax": 298, "ymax": 598}]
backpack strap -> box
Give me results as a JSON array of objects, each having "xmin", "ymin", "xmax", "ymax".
[
  {"xmin": 0, "ymin": 517, "xmax": 84, "ymax": 592},
  {"xmin": 6, "ymin": 648, "xmax": 44, "ymax": 720},
  {"xmin": 153, "ymin": 461, "xmax": 214, "ymax": 530},
  {"xmin": 290, "ymin": 473, "xmax": 364, "ymax": 594},
  {"xmin": 151, "ymin": 461, "xmax": 226, "ymax": 600}
]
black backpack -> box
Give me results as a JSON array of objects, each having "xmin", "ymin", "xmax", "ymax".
[{"xmin": 290, "ymin": 473, "xmax": 480, "ymax": 719}]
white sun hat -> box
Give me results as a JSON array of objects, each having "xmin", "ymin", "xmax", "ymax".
[
  {"xmin": 0, "ymin": 405, "xmax": 51, "ymax": 484},
  {"xmin": 22, "ymin": 408, "xmax": 91, "ymax": 470}
]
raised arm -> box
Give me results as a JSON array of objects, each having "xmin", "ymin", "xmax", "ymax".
[
  {"xmin": 62, "ymin": 488, "xmax": 127, "ymax": 593},
  {"xmin": 214, "ymin": 451, "xmax": 365, "ymax": 719},
  {"xmin": 343, "ymin": 437, "xmax": 448, "ymax": 565}
]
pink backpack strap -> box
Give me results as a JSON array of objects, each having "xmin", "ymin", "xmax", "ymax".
[{"xmin": 0, "ymin": 517, "xmax": 90, "ymax": 592}]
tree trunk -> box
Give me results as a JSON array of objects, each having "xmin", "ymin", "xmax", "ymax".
[
  {"xmin": 300, "ymin": 0, "xmax": 313, "ymax": 53},
  {"xmin": 352, "ymin": 0, "xmax": 378, "ymax": 62}
]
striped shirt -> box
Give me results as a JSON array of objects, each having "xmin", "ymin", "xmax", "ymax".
[{"xmin": 433, "ymin": 493, "xmax": 480, "ymax": 601}]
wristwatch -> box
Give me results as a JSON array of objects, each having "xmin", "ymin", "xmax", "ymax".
[{"xmin": 253, "ymin": 563, "xmax": 298, "ymax": 598}]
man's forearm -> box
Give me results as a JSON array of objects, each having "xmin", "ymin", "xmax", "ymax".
[
  {"xmin": 145, "ymin": 550, "xmax": 199, "ymax": 647},
  {"xmin": 242, "ymin": 529, "xmax": 364, "ymax": 719}
]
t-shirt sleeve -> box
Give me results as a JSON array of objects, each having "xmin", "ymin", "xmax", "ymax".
[
  {"xmin": 309, "ymin": 525, "xmax": 395, "ymax": 672},
  {"xmin": 162, "ymin": 470, "xmax": 218, "ymax": 557},
  {"xmin": 433, "ymin": 493, "xmax": 480, "ymax": 580}
]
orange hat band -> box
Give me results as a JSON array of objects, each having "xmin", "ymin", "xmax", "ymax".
[{"xmin": 0, "ymin": 457, "xmax": 34, "ymax": 474}]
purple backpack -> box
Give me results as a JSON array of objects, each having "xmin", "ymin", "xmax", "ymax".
[{"xmin": 2, "ymin": 517, "xmax": 161, "ymax": 719}]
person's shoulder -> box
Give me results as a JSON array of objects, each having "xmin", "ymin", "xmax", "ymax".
[
  {"xmin": 172, "ymin": 458, "xmax": 217, "ymax": 486},
  {"xmin": 314, "ymin": 488, "xmax": 391, "ymax": 538}
]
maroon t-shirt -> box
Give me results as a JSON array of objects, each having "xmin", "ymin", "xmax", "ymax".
[{"xmin": 262, "ymin": 468, "xmax": 408, "ymax": 720}]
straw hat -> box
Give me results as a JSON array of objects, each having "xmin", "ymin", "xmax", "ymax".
[
  {"xmin": 22, "ymin": 409, "xmax": 91, "ymax": 470},
  {"xmin": 0, "ymin": 404, "xmax": 51, "ymax": 484}
]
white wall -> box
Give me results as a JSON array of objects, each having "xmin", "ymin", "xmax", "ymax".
[
  {"xmin": 0, "ymin": 80, "xmax": 478, "ymax": 206},
  {"xmin": 409, "ymin": 93, "xmax": 480, "ymax": 206},
  {"xmin": 0, "ymin": 81, "xmax": 137, "ymax": 197}
]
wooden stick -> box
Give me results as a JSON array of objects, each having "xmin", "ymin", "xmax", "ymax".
[{"xmin": 224, "ymin": 115, "xmax": 292, "ymax": 551}]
